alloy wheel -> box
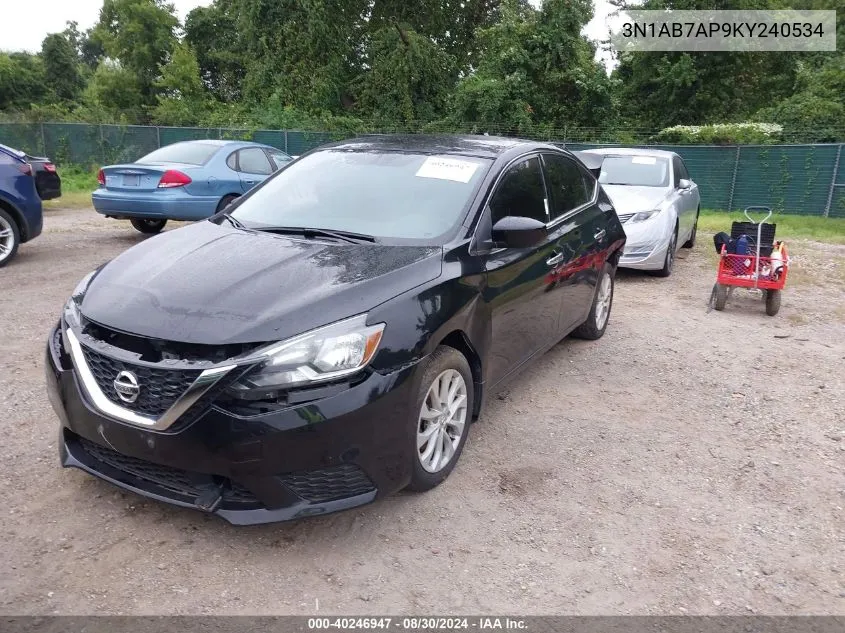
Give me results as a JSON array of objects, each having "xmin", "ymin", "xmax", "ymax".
[
  {"xmin": 417, "ymin": 369, "xmax": 468, "ymax": 473},
  {"xmin": 594, "ymin": 273, "xmax": 612, "ymax": 330},
  {"xmin": 0, "ymin": 215, "xmax": 15, "ymax": 263},
  {"xmin": 666, "ymin": 231, "xmax": 677, "ymax": 270}
]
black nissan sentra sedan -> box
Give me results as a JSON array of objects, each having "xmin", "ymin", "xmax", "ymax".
[{"xmin": 45, "ymin": 135, "xmax": 626, "ymax": 525}]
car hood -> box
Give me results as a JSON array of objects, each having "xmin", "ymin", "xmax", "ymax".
[
  {"xmin": 80, "ymin": 221, "xmax": 442, "ymax": 345},
  {"xmin": 601, "ymin": 185, "xmax": 671, "ymax": 214}
]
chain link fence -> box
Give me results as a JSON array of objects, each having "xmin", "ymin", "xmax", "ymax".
[{"xmin": 1, "ymin": 122, "xmax": 843, "ymax": 218}]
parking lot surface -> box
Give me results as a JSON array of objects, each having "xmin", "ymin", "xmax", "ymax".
[{"xmin": 2, "ymin": 206, "xmax": 844, "ymax": 615}]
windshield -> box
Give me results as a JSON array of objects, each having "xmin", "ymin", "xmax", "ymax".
[
  {"xmin": 599, "ymin": 155, "xmax": 670, "ymax": 187},
  {"xmin": 137, "ymin": 142, "xmax": 220, "ymax": 165},
  {"xmin": 230, "ymin": 150, "xmax": 491, "ymax": 243}
]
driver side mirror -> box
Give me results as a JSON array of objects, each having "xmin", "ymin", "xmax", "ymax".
[
  {"xmin": 678, "ymin": 178, "xmax": 692, "ymax": 190},
  {"xmin": 491, "ymin": 216, "xmax": 547, "ymax": 249}
]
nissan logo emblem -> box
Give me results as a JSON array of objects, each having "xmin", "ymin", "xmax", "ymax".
[{"xmin": 113, "ymin": 370, "xmax": 140, "ymax": 404}]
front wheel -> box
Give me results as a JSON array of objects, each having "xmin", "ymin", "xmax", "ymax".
[
  {"xmin": 130, "ymin": 218, "xmax": 167, "ymax": 234},
  {"xmin": 407, "ymin": 346, "xmax": 474, "ymax": 492},
  {"xmin": 216, "ymin": 194, "xmax": 239, "ymax": 213},
  {"xmin": 572, "ymin": 262, "xmax": 615, "ymax": 340},
  {"xmin": 652, "ymin": 226, "xmax": 678, "ymax": 278}
]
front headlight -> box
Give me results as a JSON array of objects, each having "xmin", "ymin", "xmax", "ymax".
[
  {"xmin": 630, "ymin": 209, "xmax": 660, "ymax": 223},
  {"xmin": 64, "ymin": 269, "xmax": 97, "ymax": 324},
  {"xmin": 229, "ymin": 314, "xmax": 385, "ymax": 399}
]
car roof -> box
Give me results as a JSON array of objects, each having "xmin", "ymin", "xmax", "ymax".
[
  {"xmin": 583, "ymin": 147, "xmax": 678, "ymax": 159},
  {"xmin": 319, "ymin": 134, "xmax": 552, "ymax": 159},
  {"xmin": 162, "ymin": 139, "xmax": 279, "ymax": 151}
]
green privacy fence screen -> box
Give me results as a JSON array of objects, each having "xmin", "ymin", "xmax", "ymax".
[{"xmin": 1, "ymin": 122, "xmax": 843, "ymax": 218}]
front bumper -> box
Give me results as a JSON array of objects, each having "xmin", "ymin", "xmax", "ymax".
[
  {"xmin": 618, "ymin": 217, "xmax": 671, "ymax": 270},
  {"xmin": 46, "ymin": 323, "xmax": 419, "ymax": 525}
]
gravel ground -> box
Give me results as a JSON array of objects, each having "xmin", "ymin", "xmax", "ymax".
[{"xmin": 1, "ymin": 206, "xmax": 844, "ymax": 615}]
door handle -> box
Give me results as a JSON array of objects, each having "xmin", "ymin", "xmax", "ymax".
[
  {"xmin": 546, "ymin": 252, "xmax": 565, "ymax": 267},
  {"xmin": 594, "ymin": 229, "xmax": 606, "ymax": 241},
  {"xmin": 244, "ymin": 179, "xmax": 256, "ymax": 185}
]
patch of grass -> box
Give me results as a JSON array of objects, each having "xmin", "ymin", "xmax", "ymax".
[
  {"xmin": 43, "ymin": 165, "xmax": 98, "ymax": 210},
  {"xmin": 699, "ymin": 210, "xmax": 845, "ymax": 245},
  {"xmin": 57, "ymin": 165, "xmax": 99, "ymax": 193},
  {"xmin": 44, "ymin": 191, "xmax": 92, "ymax": 210}
]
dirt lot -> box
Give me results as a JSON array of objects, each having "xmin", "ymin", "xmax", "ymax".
[{"xmin": 1, "ymin": 206, "xmax": 844, "ymax": 615}]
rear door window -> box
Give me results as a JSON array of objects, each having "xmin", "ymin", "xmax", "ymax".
[
  {"xmin": 542, "ymin": 153, "xmax": 591, "ymax": 220},
  {"xmin": 237, "ymin": 147, "xmax": 273, "ymax": 175}
]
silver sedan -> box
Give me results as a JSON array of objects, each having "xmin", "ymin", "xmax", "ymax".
[{"xmin": 583, "ymin": 148, "xmax": 700, "ymax": 277}]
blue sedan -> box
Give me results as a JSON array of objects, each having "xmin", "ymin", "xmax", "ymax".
[{"xmin": 92, "ymin": 140, "xmax": 292, "ymax": 234}]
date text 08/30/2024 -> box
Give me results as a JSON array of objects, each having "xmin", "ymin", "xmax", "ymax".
[{"xmin": 307, "ymin": 617, "xmax": 528, "ymax": 630}]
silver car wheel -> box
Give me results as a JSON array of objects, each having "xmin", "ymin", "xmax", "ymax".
[
  {"xmin": 666, "ymin": 230, "xmax": 677, "ymax": 270},
  {"xmin": 595, "ymin": 272, "xmax": 612, "ymax": 329},
  {"xmin": 0, "ymin": 215, "xmax": 15, "ymax": 263},
  {"xmin": 417, "ymin": 369, "xmax": 468, "ymax": 474}
]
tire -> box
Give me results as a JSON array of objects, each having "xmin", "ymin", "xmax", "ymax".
[
  {"xmin": 652, "ymin": 225, "xmax": 678, "ymax": 278},
  {"xmin": 130, "ymin": 218, "xmax": 167, "ymax": 234},
  {"xmin": 765, "ymin": 289, "xmax": 781, "ymax": 316},
  {"xmin": 713, "ymin": 284, "xmax": 728, "ymax": 311},
  {"xmin": 572, "ymin": 262, "xmax": 615, "ymax": 340},
  {"xmin": 407, "ymin": 346, "xmax": 474, "ymax": 492},
  {"xmin": 682, "ymin": 210, "xmax": 699, "ymax": 248},
  {"xmin": 0, "ymin": 208, "xmax": 21, "ymax": 268},
  {"xmin": 216, "ymin": 194, "xmax": 239, "ymax": 213}
]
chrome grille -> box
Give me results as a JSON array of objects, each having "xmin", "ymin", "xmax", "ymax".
[{"xmin": 81, "ymin": 345, "xmax": 202, "ymax": 417}]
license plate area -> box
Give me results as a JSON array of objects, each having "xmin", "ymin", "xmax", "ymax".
[{"xmin": 122, "ymin": 175, "xmax": 140, "ymax": 187}]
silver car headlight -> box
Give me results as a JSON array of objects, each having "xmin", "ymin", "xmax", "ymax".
[
  {"xmin": 229, "ymin": 314, "xmax": 385, "ymax": 398},
  {"xmin": 629, "ymin": 209, "xmax": 660, "ymax": 223}
]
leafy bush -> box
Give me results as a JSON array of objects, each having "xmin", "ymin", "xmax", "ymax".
[{"xmin": 653, "ymin": 123, "xmax": 783, "ymax": 145}]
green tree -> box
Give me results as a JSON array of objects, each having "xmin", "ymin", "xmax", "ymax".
[
  {"xmin": 93, "ymin": 0, "xmax": 179, "ymax": 100},
  {"xmin": 41, "ymin": 33, "xmax": 84, "ymax": 102},
  {"xmin": 152, "ymin": 43, "xmax": 208, "ymax": 125},
  {"xmin": 0, "ymin": 53, "xmax": 46, "ymax": 111},
  {"xmin": 448, "ymin": 0, "xmax": 613, "ymax": 135},
  {"xmin": 353, "ymin": 24, "xmax": 457, "ymax": 123},
  {"xmin": 184, "ymin": 0, "xmax": 245, "ymax": 102},
  {"xmin": 236, "ymin": 0, "xmax": 368, "ymax": 113},
  {"xmin": 82, "ymin": 60, "xmax": 145, "ymax": 122},
  {"xmin": 612, "ymin": 0, "xmax": 799, "ymax": 131}
]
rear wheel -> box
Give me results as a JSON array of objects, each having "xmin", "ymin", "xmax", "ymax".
[
  {"xmin": 407, "ymin": 346, "xmax": 473, "ymax": 492},
  {"xmin": 572, "ymin": 263, "xmax": 614, "ymax": 340},
  {"xmin": 765, "ymin": 289, "xmax": 781, "ymax": 316},
  {"xmin": 713, "ymin": 284, "xmax": 728, "ymax": 311},
  {"xmin": 0, "ymin": 208, "xmax": 21, "ymax": 268},
  {"xmin": 130, "ymin": 218, "xmax": 167, "ymax": 234},
  {"xmin": 216, "ymin": 194, "xmax": 239, "ymax": 213}
]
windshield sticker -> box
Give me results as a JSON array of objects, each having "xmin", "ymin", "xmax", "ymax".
[
  {"xmin": 416, "ymin": 157, "xmax": 479, "ymax": 183},
  {"xmin": 632, "ymin": 156, "xmax": 657, "ymax": 165}
]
